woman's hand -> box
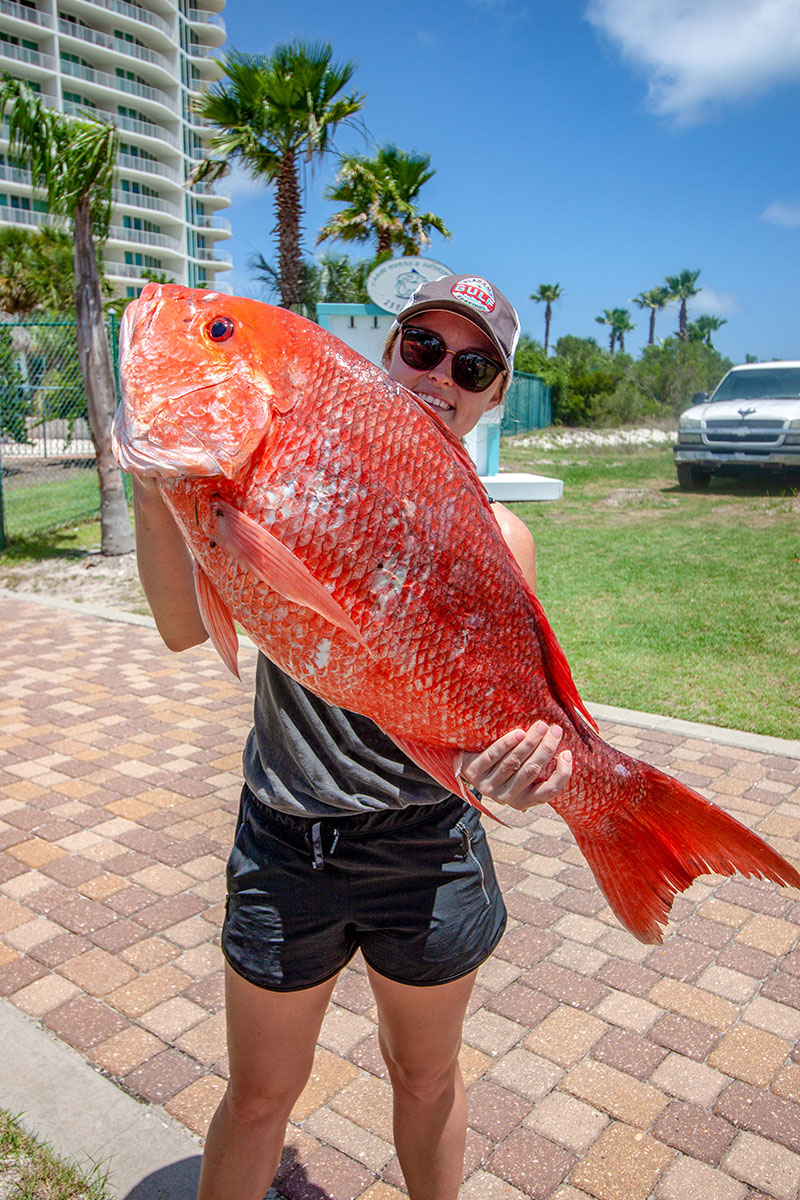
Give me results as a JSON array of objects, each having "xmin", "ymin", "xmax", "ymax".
[{"xmin": 459, "ymin": 721, "xmax": 573, "ymax": 812}]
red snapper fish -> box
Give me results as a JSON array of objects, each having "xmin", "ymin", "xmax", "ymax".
[{"xmin": 112, "ymin": 283, "xmax": 800, "ymax": 944}]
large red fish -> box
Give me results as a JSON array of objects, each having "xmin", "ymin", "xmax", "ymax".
[{"xmin": 112, "ymin": 283, "xmax": 800, "ymax": 944}]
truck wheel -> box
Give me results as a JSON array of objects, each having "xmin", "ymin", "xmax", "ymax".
[{"xmin": 677, "ymin": 463, "xmax": 711, "ymax": 490}]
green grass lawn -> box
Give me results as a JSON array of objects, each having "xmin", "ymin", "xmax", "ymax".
[{"xmin": 505, "ymin": 437, "xmax": 799, "ymax": 739}]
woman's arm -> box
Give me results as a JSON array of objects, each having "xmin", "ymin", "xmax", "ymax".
[
  {"xmin": 131, "ymin": 475, "xmax": 209, "ymax": 652},
  {"xmin": 458, "ymin": 502, "xmax": 573, "ymax": 812}
]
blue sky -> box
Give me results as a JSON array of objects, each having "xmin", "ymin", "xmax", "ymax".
[{"xmin": 216, "ymin": 0, "xmax": 800, "ymax": 363}]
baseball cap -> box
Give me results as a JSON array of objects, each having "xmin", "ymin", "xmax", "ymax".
[{"xmin": 396, "ymin": 273, "xmax": 520, "ymax": 383}]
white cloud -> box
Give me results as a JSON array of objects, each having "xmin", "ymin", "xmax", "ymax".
[
  {"xmin": 761, "ymin": 196, "xmax": 800, "ymax": 226},
  {"xmin": 585, "ymin": 0, "xmax": 800, "ymax": 124},
  {"xmin": 224, "ymin": 159, "xmax": 267, "ymax": 201},
  {"xmin": 688, "ymin": 287, "xmax": 740, "ymax": 317}
]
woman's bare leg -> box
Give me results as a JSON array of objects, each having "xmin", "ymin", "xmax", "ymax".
[
  {"xmin": 367, "ymin": 964, "xmax": 478, "ymax": 1200},
  {"xmin": 197, "ymin": 962, "xmax": 338, "ymax": 1200}
]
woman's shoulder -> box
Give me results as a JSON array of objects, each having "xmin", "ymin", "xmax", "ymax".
[{"xmin": 491, "ymin": 502, "xmax": 537, "ymax": 590}]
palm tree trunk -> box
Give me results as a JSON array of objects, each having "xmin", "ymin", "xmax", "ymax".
[
  {"xmin": 648, "ymin": 308, "xmax": 656, "ymax": 345},
  {"xmin": 678, "ymin": 298, "xmax": 688, "ymax": 341},
  {"xmin": 544, "ymin": 305, "xmax": 551, "ymax": 355},
  {"xmin": 73, "ymin": 198, "xmax": 134, "ymax": 556},
  {"xmin": 275, "ymin": 152, "xmax": 303, "ymax": 308}
]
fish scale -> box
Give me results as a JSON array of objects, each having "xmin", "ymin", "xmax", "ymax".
[{"xmin": 113, "ymin": 283, "xmax": 800, "ymax": 943}]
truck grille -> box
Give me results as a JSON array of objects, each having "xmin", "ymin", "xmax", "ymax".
[
  {"xmin": 705, "ymin": 419, "xmax": 785, "ymax": 429},
  {"xmin": 705, "ymin": 431, "xmax": 783, "ymax": 445}
]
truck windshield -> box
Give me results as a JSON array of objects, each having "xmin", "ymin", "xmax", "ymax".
[{"xmin": 712, "ymin": 368, "xmax": 800, "ymax": 402}]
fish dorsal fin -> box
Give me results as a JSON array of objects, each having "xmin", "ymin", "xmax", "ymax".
[
  {"xmin": 210, "ymin": 499, "xmax": 366, "ymax": 647},
  {"xmin": 193, "ymin": 561, "xmax": 240, "ymax": 679},
  {"xmin": 525, "ymin": 583, "xmax": 598, "ymax": 733}
]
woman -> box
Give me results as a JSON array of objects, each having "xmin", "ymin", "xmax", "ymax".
[{"xmin": 131, "ymin": 272, "xmax": 572, "ymax": 1200}]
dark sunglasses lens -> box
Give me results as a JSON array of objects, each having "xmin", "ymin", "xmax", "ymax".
[
  {"xmin": 452, "ymin": 351, "xmax": 502, "ymax": 393},
  {"xmin": 400, "ymin": 328, "xmax": 445, "ymax": 371}
]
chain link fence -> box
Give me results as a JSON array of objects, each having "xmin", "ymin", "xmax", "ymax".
[{"xmin": 0, "ymin": 315, "xmax": 122, "ymax": 546}]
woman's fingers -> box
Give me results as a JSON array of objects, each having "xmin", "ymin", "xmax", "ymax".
[{"xmin": 460, "ymin": 721, "xmax": 574, "ymax": 811}]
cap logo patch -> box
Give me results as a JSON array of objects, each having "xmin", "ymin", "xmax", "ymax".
[{"xmin": 451, "ymin": 277, "xmax": 495, "ymax": 313}]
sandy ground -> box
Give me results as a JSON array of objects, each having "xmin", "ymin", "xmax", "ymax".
[{"xmin": 0, "ymin": 549, "xmax": 148, "ymax": 615}]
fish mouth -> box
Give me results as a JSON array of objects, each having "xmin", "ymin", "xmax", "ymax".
[{"xmin": 111, "ymin": 405, "xmax": 226, "ymax": 477}]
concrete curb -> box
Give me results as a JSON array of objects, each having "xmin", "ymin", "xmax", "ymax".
[{"xmin": 0, "ymin": 1001, "xmax": 202, "ymax": 1199}]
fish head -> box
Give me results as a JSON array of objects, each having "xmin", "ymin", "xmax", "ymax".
[{"xmin": 113, "ymin": 283, "xmax": 282, "ymax": 478}]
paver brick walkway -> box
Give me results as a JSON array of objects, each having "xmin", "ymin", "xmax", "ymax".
[{"xmin": 1, "ymin": 592, "xmax": 799, "ymax": 1200}]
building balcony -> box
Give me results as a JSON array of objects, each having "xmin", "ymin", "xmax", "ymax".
[
  {"xmin": 60, "ymin": 58, "xmax": 176, "ymax": 113},
  {"xmin": 0, "ymin": 203, "xmax": 47, "ymax": 227},
  {"xmin": 113, "ymin": 188, "xmax": 182, "ymax": 218},
  {"xmin": 68, "ymin": 0, "xmax": 175, "ymax": 40},
  {"xmin": 111, "ymin": 110, "xmax": 180, "ymax": 150},
  {"xmin": 191, "ymin": 246, "xmax": 232, "ymax": 265},
  {"xmin": 105, "ymin": 260, "xmax": 156, "ymax": 279},
  {"xmin": 108, "ymin": 224, "xmax": 183, "ymax": 251},
  {"xmin": 57, "ymin": 18, "xmax": 176, "ymax": 77},
  {"xmin": 0, "ymin": 41, "xmax": 56, "ymax": 71},
  {"xmin": 0, "ymin": 162, "xmax": 32, "ymax": 186},
  {"xmin": 186, "ymin": 179, "xmax": 230, "ymax": 206},
  {"xmin": 0, "ymin": 0, "xmax": 53, "ymax": 28},
  {"xmin": 117, "ymin": 151, "xmax": 181, "ymax": 183},
  {"xmin": 184, "ymin": 9, "xmax": 225, "ymax": 45},
  {"xmin": 191, "ymin": 212, "xmax": 231, "ymax": 234}
]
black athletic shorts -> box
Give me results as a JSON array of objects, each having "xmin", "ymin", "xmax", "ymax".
[{"xmin": 222, "ymin": 785, "xmax": 507, "ymax": 991}]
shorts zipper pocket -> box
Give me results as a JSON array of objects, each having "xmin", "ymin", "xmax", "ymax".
[{"xmin": 456, "ymin": 821, "xmax": 491, "ymax": 908}]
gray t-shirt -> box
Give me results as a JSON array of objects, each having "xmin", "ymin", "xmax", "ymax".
[{"xmin": 243, "ymin": 653, "xmax": 452, "ymax": 817}]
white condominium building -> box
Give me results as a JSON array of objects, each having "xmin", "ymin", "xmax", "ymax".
[{"xmin": 0, "ymin": 0, "xmax": 232, "ymax": 295}]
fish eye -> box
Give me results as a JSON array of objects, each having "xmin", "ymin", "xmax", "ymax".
[{"xmin": 207, "ymin": 316, "xmax": 234, "ymax": 342}]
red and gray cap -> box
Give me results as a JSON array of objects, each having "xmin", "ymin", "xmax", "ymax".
[{"xmin": 397, "ymin": 273, "xmax": 520, "ymax": 382}]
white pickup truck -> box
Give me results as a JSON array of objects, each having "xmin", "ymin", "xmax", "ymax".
[{"xmin": 674, "ymin": 361, "xmax": 800, "ymax": 489}]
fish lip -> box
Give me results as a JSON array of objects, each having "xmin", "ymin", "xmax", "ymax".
[{"xmin": 111, "ymin": 405, "xmax": 225, "ymax": 477}]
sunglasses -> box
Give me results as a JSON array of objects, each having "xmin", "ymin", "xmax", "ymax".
[{"xmin": 399, "ymin": 326, "xmax": 505, "ymax": 393}]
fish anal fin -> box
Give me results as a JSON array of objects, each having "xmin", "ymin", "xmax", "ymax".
[
  {"xmin": 558, "ymin": 759, "xmax": 800, "ymax": 944},
  {"xmin": 387, "ymin": 733, "xmax": 506, "ymax": 825},
  {"xmin": 211, "ymin": 498, "xmax": 365, "ymax": 647},
  {"xmin": 194, "ymin": 561, "xmax": 240, "ymax": 679}
]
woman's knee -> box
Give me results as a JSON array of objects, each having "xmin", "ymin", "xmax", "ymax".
[
  {"xmin": 223, "ymin": 1074, "xmax": 306, "ymax": 1127},
  {"xmin": 380, "ymin": 1040, "xmax": 462, "ymax": 1103}
]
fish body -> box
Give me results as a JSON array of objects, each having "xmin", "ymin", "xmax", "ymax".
[{"xmin": 113, "ymin": 283, "xmax": 800, "ymax": 943}]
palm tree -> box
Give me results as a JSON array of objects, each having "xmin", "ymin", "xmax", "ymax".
[
  {"xmin": 595, "ymin": 307, "xmax": 635, "ymax": 354},
  {"xmin": 631, "ymin": 286, "xmax": 670, "ymax": 346},
  {"xmin": 0, "ymin": 76, "xmax": 133, "ymax": 555},
  {"xmin": 595, "ymin": 309, "xmax": 615, "ymax": 353},
  {"xmin": 317, "ymin": 144, "xmax": 451, "ymax": 257},
  {"xmin": 612, "ymin": 308, "xmax": 635, "ymax": 355},
  {"xmin": 664, "ymin": 269, "xmax": 701, "ymax": 342},
  {"xmin": 687, "ymin": 314, "xmax": 727, "ymax": 347},
  {"xmin": 250, "ymin": 249, "xmax": 370, "ymax": 321},
  {"xmin": 193, "ymin": 43, "xmax": 364, "ymax": 309},
  {"xmin": 529, "ymin": 283, "xmax": 563, "ymax": 355}
]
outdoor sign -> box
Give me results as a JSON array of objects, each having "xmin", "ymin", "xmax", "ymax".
[{"xmin": 366, "ymin": 256, "xmax": 453, "ymax": 314}]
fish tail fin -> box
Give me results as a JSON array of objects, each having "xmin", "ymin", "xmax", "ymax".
[
  {"xmin": 562, "ymin": 761, "xmax": 800, "ymax": 944},
  {"xmin": 193, "ymin": 562, "xmax": 240, "ymax": 679}
]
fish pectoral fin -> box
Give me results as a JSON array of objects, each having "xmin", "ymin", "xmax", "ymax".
[
  {"xmin": 211, "ymin": 499, "xmax": 365, "ymax": 647},
  {"xmin": 387, "ymin": 734, "xmax": 506, "ymax": 825},
  {"xmin": 193, "ymin": 561, "xmax": 240, "ymax": 679}
]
